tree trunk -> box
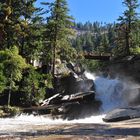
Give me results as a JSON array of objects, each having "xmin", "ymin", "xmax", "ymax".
[
  {"xmin": 125, "ymin": 30, "xmax": 130, "ymax": 55},
  {"xmin": 8, "ymin": 86, "xmax": 11, "ymax": 107},
  {"xmin": 52, "ymin": 42, "xmax": 56, "ymax": 79},
  {"xmin": 52, "ymin": 0, "xmax": 59, "ymax": 81},
  {"xmin": 31, "ymin": 82, "xmax": 35, "ymax": 106},
  {"xmin": 20, "ymin": 37, "xmax": 25, "ymax": 56},
  {"xmin": 8, "ymin": 75, "xmax": 12, "ymax": 107}
]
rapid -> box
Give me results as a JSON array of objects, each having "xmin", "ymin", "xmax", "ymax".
[{"xmin": 0, "ymin": 72, "xmax": 138, "ymax": 136}]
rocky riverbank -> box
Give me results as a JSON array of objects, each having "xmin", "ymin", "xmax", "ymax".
[{"xmin": 0, "ymin": 118, "xmax": 140, "ymax": 140}]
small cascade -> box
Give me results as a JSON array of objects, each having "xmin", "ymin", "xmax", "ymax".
[
  {"xmin": 85, "ymin": 72, "xmax": 126, "ymax": 113},
  {"xmin": 94, "ymin": 77, "xmax": 124, "ymax": 112}
]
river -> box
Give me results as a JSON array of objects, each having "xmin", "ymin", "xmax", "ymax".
[
  {"xmin": 0, "ymin": 72, "xmax": 140, "ymax": 140},
  {"xmin": 0, "ymin": 114, "xmax": 140, "ymax": 139}
]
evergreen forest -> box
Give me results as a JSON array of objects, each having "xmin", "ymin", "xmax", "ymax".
[{"xmin": 0, "ymin": 0, "xmax": 140, "ymax": 111}]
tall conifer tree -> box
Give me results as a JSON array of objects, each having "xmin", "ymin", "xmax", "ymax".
[
  {"xmin": 42, "ymin": 0, "xmax": 75, "ymax": 78},
  {"xmin": 117, "ymin": 0, "xmax": 139, "ymax": 55}
]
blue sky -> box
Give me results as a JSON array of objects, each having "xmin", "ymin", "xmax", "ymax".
[{"xmin": 35, "ymin": 0, "xmax": 140, "ymax": 23}]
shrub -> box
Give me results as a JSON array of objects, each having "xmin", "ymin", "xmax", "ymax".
[
  {"xmin": 130, "ymin": 47, "xmax": 140, "ymax": 54},
  {"xmin": 3, "ymin": 106, "xmax": 21, "ymax": 116}
]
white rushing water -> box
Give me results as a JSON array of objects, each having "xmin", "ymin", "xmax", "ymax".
[
  {"xmin": 85, "ymin": 72, "xmax": 127, "ymax": 113},
  {"xmin": 0, "ymin": 113, "xmax": 105, "ymax": 126},
  {"xmin": 0, "ymin": 72, "xmax": 133, "ymax": 133},
  {"xmin": 0, "ymin": 114, "xmax": 105, "ymax": 133}
]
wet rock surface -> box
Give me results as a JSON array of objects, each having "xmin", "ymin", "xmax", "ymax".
[
  {"xmin": 103, "ymin": 105, "xmax": 140, "ymax": 122},
  {"xmin": 24, "ymin": 62, "xmax": 101, "ymax": 120},
  {"xmin": 41, "ymin": 71, "xmax": 101, "ymax": 120}
]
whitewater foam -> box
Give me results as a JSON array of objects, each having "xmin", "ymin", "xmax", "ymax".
[
  {"xmin": 0, "ymin": 114, "xmax": 105, "ymax": 133},
  {"xmin": 0, "ymin": 114, "xmax": 105, "ymax": 125},
  {"xmin": 85, "ymin": 72, "xmax": 126, "ymax": 112}
]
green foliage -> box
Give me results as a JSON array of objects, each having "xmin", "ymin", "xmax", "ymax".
[
  {"xmin": 81, "ymin": 59, "xmax": 108, "ymax": 72},
  {"xmin": 0, "ymin": 46, "xmax": 27, "ymax": 106},
  {"xmin": 45, "ymin": 73, "xmax": 53, "ymax": 88},
  {"xmin": 116, "ymin": 0, "xmax": 139, "ymax": 55},
  {"xmin": 42, "ymin": 0, "xmax": 77, "ymax": 77},
  {"xmin": 130, "ymin": 47, "xmax": 140, "ymax": 54},
  {"xmin": 59, "ymin": 39, "xmax": 77, "ymax": 62},
  {"xmin": 72, "ymin": 22, "xmax": 116, "ymax": 54},
  {"xmin": 131, "ymin": 21, "xmax": 140, "ymax": 48},
  {"xmin": 0, "ymin": 0, "xmax": 139, "ymax": 109},
  {"xmin": 0, "ymin": 0, "xmax": 77, "ymax": 107},
  {"xmin": 0, "ymin": 64, "xmax": 7, "ymax": 93},
  {"xmin": 22, "ymin": 14, "xmax": 45, "ymax": 62},
  {"xmin": 0, "ymin": 0, "xmax": 44, "ymax": 64},
  {"xmin": 19, "ymin": 66, "xmax": 46, "ymax": 106},
  {"xmin": 2, "ymin": 46, "xmax": 27, "ymax": 81}
]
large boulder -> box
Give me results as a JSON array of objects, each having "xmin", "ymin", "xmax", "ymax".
[
  {"xmin": 55, "ymin": 72, "xmax": 95, "ymax": 95},
  {"xmin": 56, "ymin": 100, "xmax": 101, "ymax": 120},
  {"xmin": 55, "ymin": 61, "xmax": 85, "ymax": 77},
  {"xmin": 41, "ymin": 61, "xmax": 101, "ymax": 120},
  {"xmin": 41, "ymin": 71, "xmax": 101, "ymax": 120},
  {"xmin": 41, "ymin": 90, "xmax": 102, "ymax": 120},
  {"xmin": 62, "ymin": 78, "xmax": 94, "ymax": 95},
  {"xmin": 103, "ymin": 105, "xmax": 140, "ymax": 122}
]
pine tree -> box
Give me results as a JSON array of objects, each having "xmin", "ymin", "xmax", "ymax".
[
  {"xmin": 0, "ymin": 46, "xmax": 27, "ymax": 106},
  {"xmin": 0, "ymin": 0, "xmax": 42, "ymax": 61},
  {"xmin": 0, "ymin": 63, "xmax": 7, "ymax": 93},
  {"xmin": 42, "ymin": 0, "xmax": 75, "ymax": 78},
  {"xmin": 107, "ymin": 23, "xmax": 116, "ymax": 49},
  {"xmin": 99, "ymin": 33, "xmax": 109, "ymax": 53},
  {"xmin": 19, "ymin": 66, "xmax": 46, "ymax": 106},
  {"xmin": 117, "ymin": 0, "xmax": 139, "ymax": 55}
]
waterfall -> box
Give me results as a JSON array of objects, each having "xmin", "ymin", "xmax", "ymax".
[
  {"xmin": 85, "ymin": 72, "xmax": 126, "ymax": 113},
  {"xmin": 85, "ymin": 71, "xmax": 140, "ymax": 114},
  {"xmin": 94, "ymin": 76, "xmax": 125, "ymax": 112}
]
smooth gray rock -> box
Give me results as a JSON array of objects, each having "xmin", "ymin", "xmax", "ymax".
[{"xmin": 103, "ymin": 106, "xmax": 140, "ymax": 122}]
